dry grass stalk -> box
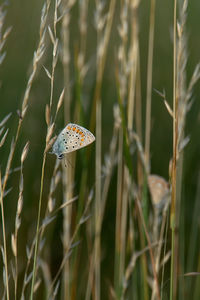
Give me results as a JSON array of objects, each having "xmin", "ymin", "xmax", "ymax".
[
  {"xmin": 114, "ymin": 1, "xmax": 129, "ymax": 295},
  {"xmin": 30, "ymin": 2, "xmax": 63, "ymax": 298},
  {"xmin": 125, "ymin": 5, "xmax": 140, "ymax": 292},
  {"xmin": 0, "ymin": 170, "xmax": 10, "ymax": 300},
  {"xmin": 170, "ymin": 1, "xmax": 200, "ymax": 299},
  {"xmin": 122, "ymin": 242, "xmax": 159, "ymax": 298},
  {"xmin": 135, "ymin": 196, "xmax": 161, "ymax": 300},
  {"xmin": 0, "ymin": 4, "xmax": 12, "ymax": 66},
  {"xmin": 55, "ymin": 88, "xmax": 65, "ymax": 116},
  {"xmin": 61, "ymin": 0, "xmax": 77, "ymax": 297},
  {"xmin": 0, "ymin": 5, "xmax": 12, "ymax": 300},
  {"xmin": 144, "ymin": 0, "xmax": 156, "ymax": 172},
  {"xmin": 127, "ymin": 0, "xmax": 140, "ymax": 130},
  {"xmin": 0, "ymin": 128, "xmax": 8, "ymax": 148},
  {"xmin": 0, "ymin": 112, "xmax": 12, "ymax": 128},
  {"xmin": 114, "ymin": 2, "xmax": 143, "ymax": 297},
  {"xmin": 154, "ymin": 88, "xmax": 175, "ymax": 119},
  {"xmin": 11, "ymin": 142, "xmax": 29, "ymax": 299},
  {"xmin": 91, "ymin": 1, "xmax": 116, "ymax": 299},
  {"xmin": 45, "ymin": 104, "xmax": 51, "ymax": 126},
  {"xmin": 47, "ymin": 193, "xmax": 93, "ymax": 298},
  {"xmin": 20, "ymin": 177, "xmax": 76, "ymax": 299}
]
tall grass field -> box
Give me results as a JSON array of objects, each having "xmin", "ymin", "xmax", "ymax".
[{"xmin": 0, "ymin": 0, "xmax": 200, "ymax": 299}]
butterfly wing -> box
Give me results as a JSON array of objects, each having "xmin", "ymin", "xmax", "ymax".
[{"xmin": 52, "ymin": 123, "xmax": 95, "ymax": 158}]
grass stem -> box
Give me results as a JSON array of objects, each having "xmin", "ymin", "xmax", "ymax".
[
  {"xmin": 145, "ymin": 0, "xmax": 156, "ymax": 172},
  {"xmin": 0, "ymin": 172, "xmax": 10, "ymax": 300},
  {"xmin": 30, "ymin": 153, "xmax": 47, "ymax": 300},
  {"xmin": 170, "ymin": 1, "xmax": 177, "ymax": 300}
]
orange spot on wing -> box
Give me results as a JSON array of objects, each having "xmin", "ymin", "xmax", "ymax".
[
  {"xmin": 67, "ymin": 126, "xmax": 71, "ymax": 130},
  {"xmin": 73, "ymin": 127, "xmax": 76, "ymax": 131},
  {"xmin": 80, "ymin": 142, "xmax": 82, "ymax": 146},
  {"xmin": 81, "ymin": 138, "xmax": 84, "ymax": 141}
]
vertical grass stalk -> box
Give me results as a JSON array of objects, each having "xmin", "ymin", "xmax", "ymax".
[
  {"xmin": 61, "ymin": 1, "xmax": 76, "ymax": 298},
  {"xmin": 0, "ymin": 172, "xmax": 10, "ymax": 300},
  {"xmin": 95, "ymin": 98, "xmax": 101, "ymax": 300},
  {"xmin": 30, "ymin": 153, "xmax": 47, "ymax": 300},
  {"xmin": 144, "ymin": 0, "xmax": 156, "ymax": 171},
  {"xmin": 170, "ymin": 1, "xmax": 177, "ymax": 300}
]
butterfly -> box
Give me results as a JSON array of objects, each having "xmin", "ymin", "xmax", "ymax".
[
  {"xmin": 52, "ymin": 123, "xmax": 95, "ymax": 159},
  {"xmin": 148, "ymin": 175, "xmax": 170, "ymax": 207}
]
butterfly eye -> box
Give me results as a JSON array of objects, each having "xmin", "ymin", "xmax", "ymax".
[{"xmin": 58, "ymin": 154, "xmax": 64, "ymax": 160}]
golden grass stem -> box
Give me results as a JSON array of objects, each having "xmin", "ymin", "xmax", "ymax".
[
  {"xmin": 95, "ymin": 98, "xmax": 101, "ymax": 300},
  {"xmin": 14, "ymin": 162, "xmax": 24, "ymax": 300},
  {"xmin": 61, "ymin": 1, "xmax": 76, "ymax": 298},
  {"xmin": 170, "ymin": 1, "xmax": 177, "ymax": 300},
  {"xmin": 145, "ymin": 0, "xmax": 156, "ymax": 172},
  {"xmin": 127, "ymin": 0, "xmax": 140, "ymax": 130}
]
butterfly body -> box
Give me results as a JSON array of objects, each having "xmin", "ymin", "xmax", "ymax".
[{"xmin": 52, "ymin": 123, "xmax": 95, "ymax": 159}]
